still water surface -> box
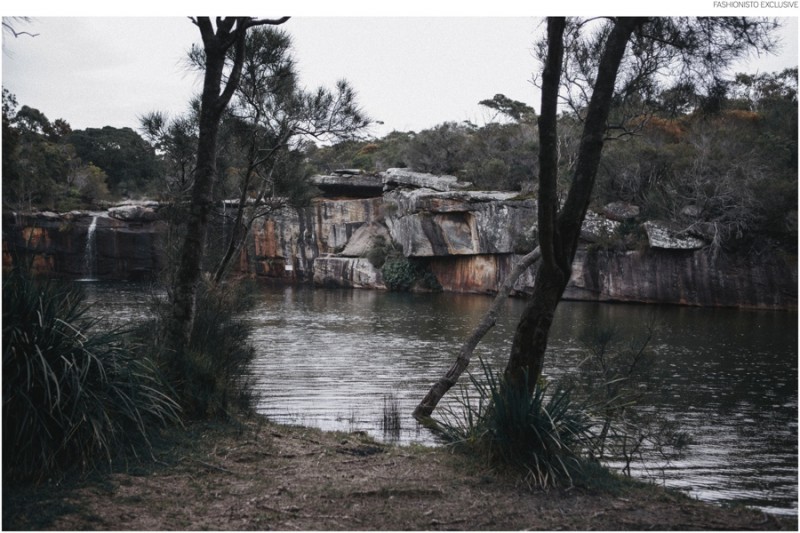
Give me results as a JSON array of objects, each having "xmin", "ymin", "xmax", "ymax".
[{"xmin": 83, "ymin": 282, "xmax": 797, "ymax": 516}]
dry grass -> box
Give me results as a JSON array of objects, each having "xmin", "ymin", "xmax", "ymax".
[{"xmin": 4, "ymin": 416, "xmax": 796, "ymax": 531}]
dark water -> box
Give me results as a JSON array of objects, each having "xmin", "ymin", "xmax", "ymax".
[{"xmin": 82, "ymin": 282, "xmax": 798, "ymax": 516}]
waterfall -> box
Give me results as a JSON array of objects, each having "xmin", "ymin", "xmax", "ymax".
[{"xmin": 82, "ymin": 216, "xmax": 98, "ymax": 280}]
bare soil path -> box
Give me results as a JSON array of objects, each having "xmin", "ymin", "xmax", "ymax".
[{"xmin": 4, "ymin": 417, "xmax": 796, "ymax": 530}]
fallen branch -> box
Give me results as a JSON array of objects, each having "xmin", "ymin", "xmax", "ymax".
[{"xmin": 413, "ymin": 246, "xmax": 541, "ymax": 421}]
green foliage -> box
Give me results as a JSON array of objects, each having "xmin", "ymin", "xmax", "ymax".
[
  {"xmin": 439, "ymin": 359, "xmax": 591, "ymax": 488},
  {"xmin": 76, "ymin": 163, "xmax": 111, "ymax": 204},
  {"xmin": 380, "ymin": 257, "xmax": 419, "ymax": 291},
  {"xmin": 3, "ymin": 93, "xmax": 162, "ymax": 209},
  {"xmin": 143, "ymin": 279, "xmax": 260, "ymax": 420},
  {"xmin": 304, "ymin": 118, "xmax": 537, "ymax": 192},
  {"xmin": 365, "ymin": 234, "xmax": 397, "ymax": 269},
  {"xmin": 478, "ymin": 93, "xmax": 536, "ymax": 123},
  {"xmin": 590, "ymin": 69, "xmax": 798, "ymax": 253},
  {"xmin": 64, "ymin": 126, "xmax": 161, "ymax": 196},
  {"xmin": 2, "ymin": 93, "xmax": 75, "ymax": 210},
  {"xmin": 139, "ymin": 110, "xmax": 197, "ymax": 196},
  {"xmin": 2, "ymin": 268, "xmax": 180, "ymax": 482},
  {"xmin": 380, "ymin": 256, "xmax": 441, "ymax": 292}
]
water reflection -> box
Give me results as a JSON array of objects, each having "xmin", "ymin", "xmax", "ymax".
[
  {"xmin": 245, "ymin": 286, "xmax": 797, "ymax": 517},
  {"xmin": 81, "ymin": 282, "xmax": 797, "ymax": 516}
]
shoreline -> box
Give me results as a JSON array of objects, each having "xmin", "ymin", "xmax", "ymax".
[{"xmin": 4, "ymin": 416, "xmax": 796, "ymax": 531}]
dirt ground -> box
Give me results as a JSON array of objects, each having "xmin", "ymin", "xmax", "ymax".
[{"xmin": 4, "ymin": 416, "xmax": 796, "ymax": 531}]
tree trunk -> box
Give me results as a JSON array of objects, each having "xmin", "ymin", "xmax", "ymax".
[
  {"xmin": 164, "ymin": 39, "xmax": 227, "ymax": 356},
  {"xmin": 504, "ymin": 17, "xmax": 642, "ymax": 394},
  {"xmin": 213, "ymin": 171, "xmax": 252, "ymax": 285},
  {"xmin": 164, "ymin": 17, "xmax": 289, "ymax": 357},
  {"xmin": 413, "ymin": 247, "xmax": 541, "ymax": 421}
]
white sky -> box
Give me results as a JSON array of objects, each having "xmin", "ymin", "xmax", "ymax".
[{"xmin": 1, "ymin": 2, "xmax": 798, "ymax": 139}]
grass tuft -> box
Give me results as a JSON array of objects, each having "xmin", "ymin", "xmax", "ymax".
[
  {"xmin": 438, "ymin": 358, "xmax": 592, "ymax": 489},
  {"xmin": 2, "ymin": 267, "xmax": 180, "ymax": 483}
]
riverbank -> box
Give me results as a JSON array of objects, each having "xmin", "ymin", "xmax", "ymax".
[{"xmin": 4, "ymin": 416, "xmax": 795, "ymax": 531}]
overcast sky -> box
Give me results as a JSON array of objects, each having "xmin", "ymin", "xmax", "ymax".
[{"xmin": 2, "ymin": 8, "xmax": 797, "ymax": 139}]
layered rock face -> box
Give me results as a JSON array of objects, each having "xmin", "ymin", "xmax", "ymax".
[
  {"xmin": 3, "ymin": 169, "xmax": 796, "ymax": 309},
  {"xmin": 3, "ymin": 208, "xmax": 165, "ymax": 281},
  {"xmin": 242, "ymin": 197, "xmax": 384, "ymax": 280},
  {"xmin": 568, "ymin": 248, "xmax": 794, "ymax": 308},
  {"xmin": 299, "ymin": 170, "xmax": 796, "ymax": 310}
]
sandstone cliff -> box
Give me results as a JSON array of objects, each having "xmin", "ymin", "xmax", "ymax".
[
  {"xmin": 3, "ymin": 209, "xmax": 164, "ymax": 281},
  {"xmin": 3, "ymin": 170, "xmax": 796, "ymax": 310}
]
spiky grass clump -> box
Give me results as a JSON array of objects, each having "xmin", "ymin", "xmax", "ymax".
[
  {"xmin": 2, "ymin": 268, "xmax": 180, "ymax": 482},
  {"xmin": 439, "ymin": 359, "xmax": 591, "ymax": 488}
]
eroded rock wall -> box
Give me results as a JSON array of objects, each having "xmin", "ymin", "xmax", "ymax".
[
  {"xmin": 568, "ymin": 248, "xmax": 796, "ymax": 309},
  {"xmin": 3, "ymin": 211, "xmax": 165, "ymax": 280},
  {"xmin": 243, "ymin": 197, "xmax": 384, "ymax": 280},
  {"xmin": 3, "ymin": 171, "xmax": 796, "ymax": 310}
]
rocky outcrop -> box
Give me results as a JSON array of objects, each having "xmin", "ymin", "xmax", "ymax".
[
  {"xmin": 3, "ymin": 210, "xmax": 165, "ymax": 280},
  {"xmin": 380, "ymin": 168, "xmax": 472, "ymax": 192},
  {"xmin": 3, "ymin": 170, "xmax": 796, "ymax": 310},
  {"xmin": 108, "ymin": 202, "xmax": 160, "ymax": 222},
  {"xmin": 340, "ymin": 223, "xmax": 391, "ymax": 257},
  {"xmin": 243, "ymin": 197, "xmax": 384, "ymax": 280},
  {"xmin": 313, "ymin": 256, "xmax": 386, "ymax": 289},
  {"xmin": 567, "ymin": 247, "xmax": 796, "ymax": 309},
  {"xmin": 384, "ymin": 189, "xmax": 535, "ymax": 257},
  {"xmin": 642, "ymin": 221, "xmax": 706, "ymax": 250},
  {"xmin": 310, "ymin": 173, "xmax": 384, "ymax": 198}
]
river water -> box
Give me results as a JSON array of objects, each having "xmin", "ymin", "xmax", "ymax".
[{"xmin": 81, "ymin": 281, "xmax": 797, "ymax": 516}]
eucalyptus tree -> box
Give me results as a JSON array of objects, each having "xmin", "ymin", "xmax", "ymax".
[
  {"xmin": 211, "ymin": 26, "xmax": 369, "ymax": 284},
  {"xmin": 415, "ymin": 16, "xmax": 779, "ymax": 419},
  {"xmin": 164, "ymin": 16, "xmax": 289, "ymax": 363}
]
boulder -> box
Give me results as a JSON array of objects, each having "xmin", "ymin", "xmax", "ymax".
[
  {"xmin": 108, "ymin": 204, "xmax": 159, "ymax": 222},
  {"xmin": 340, "ymin": 222, "xmax": 391, "ymax": 257},
  {"xmin": 313, "ymin": 256, "xmax": 385, "ymax": 289},
  {"xmin": 581, "ymin": 211, "xmax": 621, "ymax": 243},
  {"xmin": 601, "ymin": 201, "xmax": 640, "ymax": 221},
  {"xmin": 642, "ymin": 221, "xmax": 706, "ymax": 249},
  {"xmin": 380, "ymin": 168, "xmax": 472, "ymax": 192},
  {"xmin": 310, "ymin": 173, "xmax": 384, "ymax": 198}
]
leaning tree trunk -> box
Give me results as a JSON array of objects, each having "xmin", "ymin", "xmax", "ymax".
[
  {"xmin": 413, "ymin": 247, "xmax": 541, "ymax": 421},
  {"xmin": 503, "ymin": 17, "xmax": 642, "ymax": 394}
]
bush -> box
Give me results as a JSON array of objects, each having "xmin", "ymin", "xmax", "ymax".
[
  {"xmin": 439, "ymin": 359, "xmax": 591, "ymax": 488},
  {"xmin": 142, "ymin": 278, "xmax": 260, "ymax": 420},
  {"xmin": 380, "ymin": 257, "xmax": 418, "ymax": 291},
  {"xmin": 380, "ymin": 256, "xmax": 442, "ymax": 292},
  {"xmin": 365, "ymin": 235, "xmax": 396, "ymax": 269},
  {"xmin": 2, "ymin": 268, "xmax": 180, "ymax": 482}
]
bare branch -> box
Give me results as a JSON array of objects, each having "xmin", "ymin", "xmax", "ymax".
[{"xmin": 2, "ymin": 19, "xmax": 38, "ymax": 38}]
